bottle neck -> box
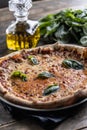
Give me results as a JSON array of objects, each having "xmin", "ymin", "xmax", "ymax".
[{"xmin": 15, "ymin": 14, "xmax": 28, "ymax": 22}]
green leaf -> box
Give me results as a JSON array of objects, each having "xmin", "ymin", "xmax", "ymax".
[
  {"xmin": 44, "ymin": 23, "xmax": 59, "ymax": 38},
  {"xmin": 11, "ymin": 71, "xmax": 27, "ymax": 81},
  {"xmin": 39, "ymin": 8, "xmax": 87, "ymax": 46},
  {"xmin": 83, "ymin": 23, "xmax": 87, "ymax": 35},
  {"xmin": 80, "ymin": 36, "xmax": 87, "ymax": 46},
  {"xmin": 55, "ymin": 25, "xmax": 68, "ymax": 39},
  {"xmin": 20, "ymin": 73, "xmax": 27, "ymax": 81},
  {"xmin": 62, "ymin": 59, "xmax": 84, "ymax": 70},
  {"xmin": 43, "ymin": 84, "xmax": 59, "ymax": 96},
  {"xmin": 40, "ymin": 14, "xmax": 54, "ymax": 22},
  {"xmin": 11, "ymin": 71, "xmax": 21, "ymax": 77},
  {"xmin": 37, "ymin": 71, "xmax": 55, "ymax": 79},
  {"xmin": 28, "ymin": 55, "xmax": 39, "ymax": 65},
  {"xmin": 40, "ymin": 21, "xmax": 53, "ymax": 29}
]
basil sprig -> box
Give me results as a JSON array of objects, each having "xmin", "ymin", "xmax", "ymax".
[
  {"xmin": 39, "ymin": 8, "xmax": 87, "ymax": 46},
  {"xmin": 62, "ymin": 59, "xmax": 84, "ymax": 70},
  {"xmin": 11, "ymin": 71, "xmax": 27, "ymax": 81},
  {"xmin": 28, "ymin": 55, "xmax": 39, "ymax": 65},
  {"xmin": 37, "ymin": 71, "xmax": 55, "ymax": 79},
  {"xmin": 43, "ymin": 84, "xmax": 59, "ymax": 96}
]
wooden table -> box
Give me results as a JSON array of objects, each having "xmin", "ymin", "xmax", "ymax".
[{"xmin": 0, "ymin": 0, "xmax": 87, "ymax": 130}]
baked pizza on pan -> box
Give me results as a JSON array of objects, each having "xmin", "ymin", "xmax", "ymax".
[{"xmin": 0, "ymin": 43, "xmax": 87, "ymax": 109}]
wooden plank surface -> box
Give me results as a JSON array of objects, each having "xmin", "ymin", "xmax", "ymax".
[
  {"xmin": 0, "ymin": 118, "xmax": 44, "ymax": 130},
  {"xmin": 0, "ymin": 0, "xmax": 87, "ymax": 130},
  {"xmin": 0, "ymin": 102, "xmax": 14, "ymax": 125},
  {"xmin": 56, "ymin": 102, "xmax": 87, "ymax": 130}
]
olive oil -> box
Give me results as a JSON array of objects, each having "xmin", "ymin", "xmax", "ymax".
[
  {"xmin": 6, "ymin": 22, "xmax": 40, "ymax": 50},
  {"xmin": 6, "ymin": 0, "xmax": 40, "ymax": 50}
]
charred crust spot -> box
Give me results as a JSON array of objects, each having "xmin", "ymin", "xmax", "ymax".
[
  {"xmin": 11, "ymin": 54, "xmax": 23, "ymax": 63},
  {"xmin": 40, "ymin": 47, "xmax": 53, "ymax": 54}
]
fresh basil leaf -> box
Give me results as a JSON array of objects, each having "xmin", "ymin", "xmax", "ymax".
[
  {"xmin": 83, "ymin": 23, "xmax": 87, "ymax": 35},
  {"xmin": 28, "ymin": 56, "xmax": 39, "ymax": 65},
  {"xmin": 44, "ymin": 23, "xmax": 59, "ymax": 38},
  {"xmin": 20, "ymin": 73, "xmax": 27, "ymax": 81},
  {"xmin": 37, "ymin": 72, "xmax": 55, "ymax": 79},
  {"xmin": 55, "ymin": 25, "xmax": 68, "ymax": 39},
  {"xmin": 80, "ymin": 36, "xmax": 87, "ymax": 46},
  {"xmin": 40, "ymin": 14, "xmax": 54, "ymax": 22},
  {"xmin": 43, "ymin": 84, "xmax": 59, "ymax": 96},
  {"xmin": 11, "ymin": 71, "xmax": 21, "ymax": 77},
  {"xmin": 40, "ymin": 21, "xmax": 53, "ymax": 29},
  {"xmin": 39, "ymin": 8, "xmax": 87, "ymax": 46},
  {"xmin": 11, "ymin": 71, "xmax": 27, "ymax": 81},
  {"xmin": 62, "ymin": 59, "xmax": 84, "ymax": 70}
]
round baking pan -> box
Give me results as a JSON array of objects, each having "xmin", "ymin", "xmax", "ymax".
[{"xmin": 0, "ymin": 96, "xmax": 87, "ymax": 117}]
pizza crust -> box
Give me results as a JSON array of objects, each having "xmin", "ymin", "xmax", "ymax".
[
  {"xmin": 0, "ymin": 42, "xmax": 87, "ymax": 109},
  {"xmin": 1, "ymin": 87, "xmax": 87, "ymax": 109}
]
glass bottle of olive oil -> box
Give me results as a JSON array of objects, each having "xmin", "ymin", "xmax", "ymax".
[{"xmin": 6, "ymin": 0, "xmax": 40, "ymax": 50}]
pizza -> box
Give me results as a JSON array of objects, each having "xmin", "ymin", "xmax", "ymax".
[{"xmin": 0, "ymin": 43, "xmax": 87, "ymax": 109}]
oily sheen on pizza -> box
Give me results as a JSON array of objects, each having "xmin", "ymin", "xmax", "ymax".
[{"xmin": 0, "ymin": 43, "xmax": 87, "ymax": 109}]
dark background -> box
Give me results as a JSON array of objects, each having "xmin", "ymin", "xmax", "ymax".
[{"xmin": 0, "ymin": 0, "xmax": 41, "ymax": 8}]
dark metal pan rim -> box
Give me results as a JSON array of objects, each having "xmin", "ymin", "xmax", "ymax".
[{"xmin": 0, "ymin": 96, "xmax": 87, "ymax": 112}]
